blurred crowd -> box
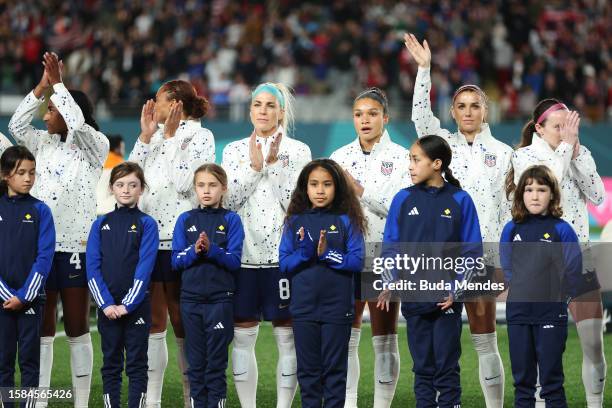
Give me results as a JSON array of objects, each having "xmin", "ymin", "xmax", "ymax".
[{"xmin": 0, "ymin": 0, "xmax": 610, "ymax": 121}]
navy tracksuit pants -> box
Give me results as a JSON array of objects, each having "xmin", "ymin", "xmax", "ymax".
[
  {"xmin": 508, "ymin": 323, "xmax": 568, "ymax": 408},
  {"xmin": 181, "ymin": 301, "xmax": 233, "ymax": 408},
  {"xmin": 97, "ymin": 299, "xmax": 150, "ymax": 408},
  {"xmin": 293, "ymin": 320, "xmax": 351, "ymax": 408},
  {"xmin": 404, "ymin": 306, "xmax": 463, "ymax": 408},
  {"xmin": 0, "ymin": 302, "xmax": 43, "ymax": 408}
]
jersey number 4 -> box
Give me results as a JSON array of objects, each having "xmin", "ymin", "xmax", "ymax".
[{"xmin": 70, "ymin": 253, "xmax": 82, "ymax": 270}]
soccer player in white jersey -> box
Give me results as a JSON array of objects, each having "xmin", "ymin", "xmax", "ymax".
[
  {"xmin": 222, "ymin": 82, "xmax": 311, "ymax": 408},
  {"xmin": 509, "ymin": 98, "xmax": 606, "ymax": 407},
  {"xmin": 330, "ymin": 87, "xmax": 410, "ymax": 408},
  {"xmin": 9, "ymin": 52, "xmax": 109, "ymax": 408},
  {"xmin": 128, "ymin": 79, "xmax": 215, "ymax": 407},
  {"xmin": 406, "ymin": 33, "xmax": 513, "ymax": 407}
]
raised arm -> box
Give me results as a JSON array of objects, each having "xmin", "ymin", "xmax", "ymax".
[
  {"xmin": 405, "ymin": 33, "xmax": 451, "ymax": 140},
  {"xmin": 51, "ymin": 83, "xmax": 109, "ymax": 168},
  {"xmin": 570, "ymin": 145, "xmax": 605, "ymax": 205},
  {"xmin": 8, "ymin": 71, "xmax": 49, "ymax": 155},
  {"xmin": 167, "ymin": 126, "xmax": 216, "ymax": 194},
  {"xmin": 0, "ymin": 132, "xmax": 12, "ymax": 156}
]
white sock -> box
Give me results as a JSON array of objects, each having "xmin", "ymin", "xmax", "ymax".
[
  {"xmin": 273, "ymin": 327, "xmax": 297, "ymax": 408},
  {"xmin": 68, "ymin": 333, "xmax": 93, "ymax": 408},
  {"xmin": 344, "ymin": 328, "xmax": 361, "ymax": 408},
  {"xmin": 232, "ymin": 325, "xmax": 259, "ymax": 408},
  {"xmin": 471, "ymin": 332, "xmax": 504, "ymax": 408},
  {"xmin": 576, "ymin": 319, "xmax": 606, "ymax": 408},
  {"xmin": 35, "ymin": 336, "xmax": 55, "ymax": 408},
  {"xmin": 176, "ymin": 337, "xmax": 191, "ymax": 408},
  {"xmin": 146, "ymin": 331, "xmax": 168, "ymax": 408},
  {"xmin": 535, "ymin": 366, "xmax": 545, "ymax": 407},
  {"xmin": 372, "ymin": 334, "xmax": 400, "ymax": 408}
]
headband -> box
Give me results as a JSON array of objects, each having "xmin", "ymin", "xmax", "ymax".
[
  {"xmin": 452, "ymin": 84, "xmax": 485, "ymax": 103},
  {"xmin": 536, "ymin": 103, "xmax": 568, "ymax": 124},
  {"xmin": 252, "ymin": 83, "xmax": 285, "ymax": 108}
]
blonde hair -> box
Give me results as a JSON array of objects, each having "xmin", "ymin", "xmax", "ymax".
[{"xmin": 251, "ymin": 82, "xmax": 295, "ymax": 136}]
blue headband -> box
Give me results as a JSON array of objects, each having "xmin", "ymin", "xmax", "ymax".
[{"xmin": 252, "ymin": 83, "xmax": 285, "ymax": 108}]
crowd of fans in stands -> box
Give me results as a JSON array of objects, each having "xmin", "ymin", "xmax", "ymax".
[{"xmin": 0, "ymin": 0, "xmax": 610, "ymax": 121}]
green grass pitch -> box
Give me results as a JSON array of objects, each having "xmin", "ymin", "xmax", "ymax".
[{"xmin": 36, "ymin": 322, "xmax": 611, "ymax": 406}]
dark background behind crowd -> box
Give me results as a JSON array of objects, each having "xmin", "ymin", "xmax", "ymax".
[{"xmin": 0, "ymin": 0, "xmax": 610, "ymax": 122}]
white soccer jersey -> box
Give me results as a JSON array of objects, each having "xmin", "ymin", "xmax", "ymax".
[
  {"xmin": 511, "ymin": 134, "xmax": 605, "ymax": 242},
  {"xmin": 8, "ymin": 83, "xmax": 109, "ymax": 253},
  {"xmin": 330, "ymin": 130, "xmax": 411, "ymax": 243},
  {"xmin": 412, "ymin": 66, "xmax": 514, "ymax": 251},
  {"xmin": 128, "ymin": 119, "xmax": 215, "ymax": 249},
  {"xmin": 0, "ymin": 132, "xmax": 11, "ymax": 155},
  {"xmin": 222, "ymin": 127, "xmax": 311, "ymax": 267}
]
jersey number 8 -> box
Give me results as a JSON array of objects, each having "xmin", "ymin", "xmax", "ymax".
[{"xmin": 279, "ymin": 278, "xmax": 290, "ymax": 300}]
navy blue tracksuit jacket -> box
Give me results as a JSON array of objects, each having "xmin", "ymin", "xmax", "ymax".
[
  {"xmin": 0, "ymin": 193, "xmax": 55, "ymax": 304},
  {"xmin": 172, "ymin": 206, "xmax": 244, "ymax": 408},
  {"xmin": 500, "ymin": 215, "xmax": 582, "ymax": 407},
  {"xmin": 383, "ymin": 182, "xmax": 483, "ymax": 316},
  {"xmin": 279, "ymin": 208, "xmax": 364, "ymax": 408},
  {"xmin": 171, "ymin": 206, "xmax": 244, "ymax": 303},
  {"xmin": 383, "ymin": 182, "xmax": 482, "ymax": 408},
  {"xmin": 279, "ymin": 209, "xmax": 365, "ymax": 324},
  {"xmin": 86, "ymin": 205, "xmax": 159, "ymax": 408},
  {"xmin": 0, "ymin": 193, "xmax": 55, "ymax": 404}
]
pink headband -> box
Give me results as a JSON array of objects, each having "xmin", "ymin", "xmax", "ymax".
[{"xmin": 536, "ymin": 103, "xmax": 568, "ymax": 124}]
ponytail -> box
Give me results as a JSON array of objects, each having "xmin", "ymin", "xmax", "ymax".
[
  {"xmin": 507, "ymin": 98, "xmax": 564, "ymax": 200},
  {"xmin": 518, "ymin": 119, "xmax": 536, "ymax": 149},
  {"xmin": 415, "ymin": 135, "xmax": 460, "ymax": 188},
  {"xmin": 274, "ymin": 83, "xmax": 295, "ymax": 135},
  {"xmin": 505, "ymin": 166, "xmax": 516, "ymax": 201},
  {"xmin": 443, "ymin": 167, "xmax": 461, "ymax": 189},
  {"xmin": 159, "ymin": 80, "xmax": 210, "ymax": 119}
]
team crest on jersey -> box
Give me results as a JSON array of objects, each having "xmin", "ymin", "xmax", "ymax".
[
  {"xmin": 540, "ymin": 232, "xmax": 552, "ymax": 243},
  {"xmin": 327, "ymin": 224, "xmax": 339, "ymax": 234},
  {"xmin": 181, "ymin": 137, "xmax": 193, "ymax": 151},
  {"xmin": 381, "ymin": 161, "xmax": 394, "ymax": 175},
  {"xmin": 484, "ymin": 153, "xmax": 497, "ymax": 167},
  {"xmin": 278, "ymin": 154, "xmax": 289, "ymax": 167}
]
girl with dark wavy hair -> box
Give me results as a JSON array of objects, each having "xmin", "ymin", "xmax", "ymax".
[{"xmin": 280, "ymin": 158, "xmax": 365, "ymax": 407}]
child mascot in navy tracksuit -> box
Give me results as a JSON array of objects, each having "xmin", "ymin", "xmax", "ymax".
[
  {"xmin": 501, "ymin": 165, "xmax": 583, "ymax": 407},
  {"xmin": 86, "ymin": 162, "xmax": 159, "ymax": 408},
  {"xmin": 172, "ymin": 163, "xmax": 244, "ymax": 408},
  {"xmin": 279, "ymin": 159, "xmax": 366, "ymax": 408},
  {"xmin": 0, "ymin": 146, "xmax": 55, "ymax": 408},
  {"xmin": 378, "ymin": 135, "xmax": 482, "ymax": 408}
]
